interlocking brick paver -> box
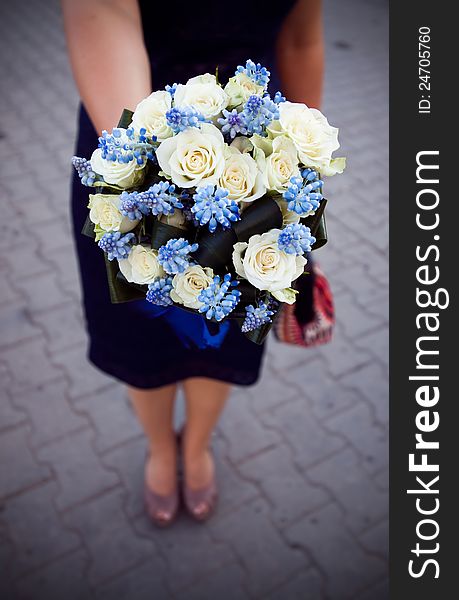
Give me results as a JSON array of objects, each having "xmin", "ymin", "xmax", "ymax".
[
  {"xmin": 0, "ymin": 391, "xmax": 27, "ymax": 432},
  {"xmin": 308, "ymin": 447, "xmax": 388, "ymax": 535},
  {"xmin": 14, "ymin": 379, "xmax": 89, "ymax": 449},
  {"xmin": 1, "ymin": 481, "xmax": 80, "ymax": 577},
  {"xmin": 209, "ymin": 497, "xmax": 307, "ymax": 598},
  {"xmin": 260, "ymin": 397, "xmax": 347, "ymax": 471},
  {"xmin": 0, "ymin": 534, "xmax": 15, "ymax": 600},
  {"xmin": 36, "ymin": 428, "xmax": 119, "ymax": 510},
  {"xmin": 29, "ymin": 304, "xmax": 86, "ymax": 355},
  {"xmin": 319, "ymin": 326, "xmax": 373, "ymax": 379},
  {"xmin": 359, "ymin": 518, "xmax": 389, "ymax": 561},
  {"xmin": 63, "ymin": 489, "xmax": 159, "ymax": 587},
  {"xmin": 174, "ymin": 561, "xmax": 249, "ymax": 600},
  {"xmin": 221, "ymin": 410, "xmax": 280, "ymax": 463},
  {"xmin": 266, "ymin": 567, "xmax": 324, "ymax": 600},
  {"xmin": 238, "ymin": 444, "xmax": 330, "ymax": 527},
  {"xmin": 0, "ymin": 426, "xmax": 51, "ymax": 499},
  {"xmin": 134, "ymin": 514, "xmax": 236, "ymax": 595},
  {"xmin": 14, "ymin": 271, "xmax": 73, "ymax": 313},
  {"xmin": 101, "ymin": 436, "xmax": 146, "ymax": 519},
  {"xmin": 74, "ymin": 385, "xmax": 142, "ymax": 454},
  {"xmin": 50, "ymin": 345, "xmax": 114, "ymax": 400},
  {"xmin": 210, "ymin": 452, "xmax": 260, "ymax": 518},
  {"xmin": 0, "ymin": 305, "xmax": 41, "ymax": 350},
  {"xmin": 339, "ymin": 362, "xmax": 389, "ymax": 425},
  {"xmin": 285, "ymin": 503, "xmax": 386, "ymax": 600},
  {"xmin": 354, "ymin": 577, "xmax": 389, "ymax": 600},
  {"xmin": 14, "ymin": 549, "xmax": 92, "ymax": 600},
  {"xmin": 0, "ymin": 0, "xmax": 389, "ymax": 596},
  {"xmin": 0, "ymin": 338, "xmax": 63, "ymax": 393},
  {"xmin": 354, "ymin": 326, "xmax": 389, "ymax": 368},
  {"xmin": 94, "ymin": 558, "xmax": 169, "ymax": 600},
  {"xmin": 287, "ymin": 357, "xmax": 361, "ymax": 421},
  {"xmin": 3, "ymin": 241, "xmax": 52, "ymax": 279},
  {"xmin": 326, "ymin": 401, "xmax": 388, "ymax": 475}
]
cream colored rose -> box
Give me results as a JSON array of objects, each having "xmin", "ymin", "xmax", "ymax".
[
  {"xmin": 90, "ymin": 147, "xmax": 145, "ymax": 189},
  {"xmin": 131, "ymin": 90, "xmax": 173, "ymax": 141},
  {"xmin": 155, "ymin": 123, "xmax": 226, "ymax": 188},
  {"xmin": 218, "ymin": 145, "xmax": 266, "ymax": 202},
  {"xmin": 271, "ymin": 287, "xmax": 299, "ymax": 304},
  {"xmin": 174, "ymin": 74, "xmax": 228, "ymax": 120},
  {"xmin": 224, "ymin": 73, "xmax": 265, "ymax": 108},
  {"xmin": 170, "ymin": 265, "xmax": 214, "ymax": 309},
  {"xmin": 252, "ymin": 134, "xmax": 300, "ymax": 192},
  {"xmin": 274, "ymin": 197, "xmax": 301, "ymax": 226},
  {"xmin": 88, "ymin": 194, "xmax": 138, "ymax": 233},
  {"xmin": 118, "ymin": 245, "xmax": 165, "ymax": 285},
  {"xmin": 277, "ymin": 102, "xmax": 346, "ymax": 175},
  {"xmin": 232, "ymin": 229, "xmax": 307, "ymax": 292}
]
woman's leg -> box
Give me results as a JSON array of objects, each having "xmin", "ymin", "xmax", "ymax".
[
  {"xmin": 182, "ymin": 377, "xmax": 231, "ymax": 489},
  {"xmin": 128, "ymin": 384, "xmax": 178, "ymax": 495}
]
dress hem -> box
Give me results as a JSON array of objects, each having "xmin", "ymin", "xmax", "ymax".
[{"xmin": 88, "ymin": 344, "xmax": 261, "ymax": 390}]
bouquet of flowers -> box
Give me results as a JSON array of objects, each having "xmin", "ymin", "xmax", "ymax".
[{"xmin": 73, "ymin": 60, "xmax": 345, "ymax": 343}]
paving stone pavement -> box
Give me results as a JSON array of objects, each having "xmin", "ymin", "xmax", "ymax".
[{"xmin": 0, "ymin": 0, "xmax": 388, "ymax": 598}]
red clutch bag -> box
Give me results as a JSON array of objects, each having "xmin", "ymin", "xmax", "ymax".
[{"xmin": 273, "ymin": 264, "xmax": 334, "ymax": 347}]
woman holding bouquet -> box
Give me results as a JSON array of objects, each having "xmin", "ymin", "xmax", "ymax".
[{"xmin": 62, "ymin": 0, "xmax": 325, "ymax": 526}]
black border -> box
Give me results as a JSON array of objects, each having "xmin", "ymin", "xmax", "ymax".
[{"xmin": 390, "ymin": 2, "xmax": 455, "ymax": 597}]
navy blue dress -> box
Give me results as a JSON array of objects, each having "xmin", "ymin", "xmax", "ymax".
[{"xmin": 71, "ymin": 0, "xmax": 297, "ymax": 389}]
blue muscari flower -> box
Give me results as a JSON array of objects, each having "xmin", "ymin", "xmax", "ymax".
[
  {"xmin": 157, "ymin": 238, "xmax": 199, "ymax": 275},
  {"xmin": 120, "ymin": 182, "xmax": 183, "ymax": 219},
  {"xmin": 98, "ymin": 127, "xmax": 156, "ymax": 166},
  {"xmin": 198, "ymin": 273, "xmax": 241, "ymax": 322},
  {"xmin": 273, "ymin": 91, "xmax": 286, "ymax": 104},
  {"xmin": 192, "ymin": 185, "xmax": 240, "ymax": 233},
  {"xmin": 278, "ymin": 223, "xmax": 316, "ymax": 255},
  {"xmin": 217, "ymin": 108, "xmax": 248, "ymax": 138},
  {"xmin": 165, "ymin": 83, "xmax": 178, "ymax": 97},
  {"xmin": 166, "ymin": 106, "xmax": 206, "ymax": 134},
  {"xmin": 98, "ymin": 232, "xmax": 135, "ymax": 261},
  {"xmin": 119, "ymin": 192, "xmax": 146, "ymax": 221},
  {"xmin": 72, "ymin": 156, "xmax": 99, "ymax": 186},
  {"xmin": 241, "ymin": 302, "xmax": 274, "ymax": 333},
  {"xmin": 240, "ymin": 95, "xmax": 279, "ymax": 136},
  {"xmin": 146, "ymin": 277, "xmax": 174, "ymax": 307},
  {"xmin": 236, "ymin": 59, "xmax": 270, "ymax": 88},
  {"xmin": 282, "ymin": 170, "xmax": 324, "ymax": 216}
]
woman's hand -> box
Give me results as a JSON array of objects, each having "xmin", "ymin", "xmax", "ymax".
[
  {"xmin": 61, "ymin": 0, "xmax": 151, "ymax": 133},
  {"xmin": 276, "ymin": 0, "xmax": 324, "ymax": 108}
]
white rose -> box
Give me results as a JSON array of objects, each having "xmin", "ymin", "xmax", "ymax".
[
  {"xmin": 271, "ymin": 287, "xmax": 299, "ymax": 304},
  {"xmin": 170, "ymin": 265, "xmax": 214, "ymax": 309},
  {"xmin": 232, "ymin": 229, "xmax": 307, "ymax": 292},
  {"xmin": 88, "ymin": 194, "xmax": 138, "ymax": 233},
  {"xmin": 131, "ymin": 90, "xmax": 173, "ymax": 141},
  {"xmin": 274, "ymin": 197, "xmax": 301, "ymax": 226},
  {"xmin": 252, "ymin": 134, "xmax": 300, "ymax": 192},
  {"xmin": 224, "ymin": 73, "xmax": 265, "ymax": 108},
  {"xmin": 155, "ymin": 123, "xmax": 226, "ymax": 188},
  {"xmin": 219, "ymin": 144, "xmax": 266, "ymax": 203},
  {"xmin": 118, "ymin": 245, "xmax": 165, "ymax": 285},
  {"xmin": 91, "ymin": 147, "xmax": 145, "ymax": 189},
  {"xmin": 174, "ymin": 74, "xmax": 228, "ymax": 120},
  {"xmin": 277, "ymin": 102, "xmax": 346, "ymax": 175}
]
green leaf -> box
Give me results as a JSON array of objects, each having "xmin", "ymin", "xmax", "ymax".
[
  {"xmin": 81, "ymin": 215, "xmax": 96, "ymax": 239},
  {"xmin": 104, "ymin": 255, "xmax": 146, "ymax": 304},
  {"xmin": 93, "ymin": 223, "xmax": 107, "ymax": 242},
  {"xmin": 117, "ymin": 108, "xmax": 134, "ymax": 129}
]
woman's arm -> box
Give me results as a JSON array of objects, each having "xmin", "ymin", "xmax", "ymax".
[
  {"xmin": 61, "ymin": 0, "xmax": 151, "ymax": 133},
  {"xmin": 276, "ymin": 0, "xmax": 324, "ymax": 108}
]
